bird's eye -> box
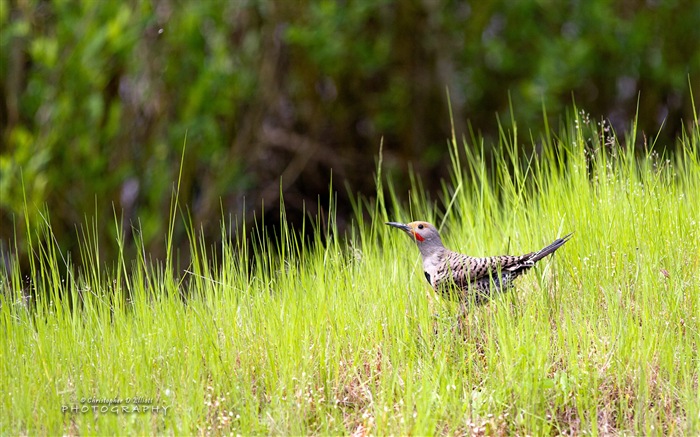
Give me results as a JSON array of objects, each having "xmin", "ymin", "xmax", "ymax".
[{"xmin": 418, "ymin": 224, "xmax": 424, "ymax": 229}]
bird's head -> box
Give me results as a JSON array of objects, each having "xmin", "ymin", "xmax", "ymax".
[{"xmin": 385, "ymin": 221, "xmax": 443, "ymax": 252}]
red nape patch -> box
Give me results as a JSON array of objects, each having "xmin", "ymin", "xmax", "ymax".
[{"xmin": 413, "ymin": 232, "xmax": 425, "ymax": 242}]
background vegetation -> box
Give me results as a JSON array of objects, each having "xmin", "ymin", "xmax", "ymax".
[
  {"xmin": 2, "ymin": 0, "xmax": 699, "ymax": 267},
  {"xmin": 2, "ymin": 112, "xmax": 699, "ymax": 434}
]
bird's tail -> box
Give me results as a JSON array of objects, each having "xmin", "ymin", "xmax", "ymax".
[{"xmin": 528, "ymin": 233, "xmax": 573, "ymax": 263}]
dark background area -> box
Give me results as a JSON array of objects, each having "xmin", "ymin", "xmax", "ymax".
[{"xmin": 2, "ymin": 0, "xmax": 699, "ymax": 269}]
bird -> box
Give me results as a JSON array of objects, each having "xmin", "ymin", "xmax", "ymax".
[{"xmin": 386, "ymin": 221, "xmax": 571, "ymax": 306}]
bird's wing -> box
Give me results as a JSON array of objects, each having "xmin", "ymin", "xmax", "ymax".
[{"xmin": 443, "ymin": 251, "xmax": 532, "ymax": 287}]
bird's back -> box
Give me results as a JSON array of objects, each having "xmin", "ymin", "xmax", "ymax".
[
  {"xmin": 430, "ymin": 233, "xmax": 572, "ymax": 304},
  {"xmin": 432, "ymin": 250, "xmax": 533, "ymax": 303}
]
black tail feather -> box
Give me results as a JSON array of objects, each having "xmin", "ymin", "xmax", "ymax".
[{"xmin": 529, "ymin": 233, "xmax": 573, "ymax": 263}]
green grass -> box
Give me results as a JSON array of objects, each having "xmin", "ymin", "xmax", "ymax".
[{"xmin": 2, "ymin": 109, "xmax": 699, "ymax": 435}]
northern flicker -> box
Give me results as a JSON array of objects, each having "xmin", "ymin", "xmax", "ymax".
[{"xmin": 386, "ymin": 221, "xmax": 571, "ymax": 305}]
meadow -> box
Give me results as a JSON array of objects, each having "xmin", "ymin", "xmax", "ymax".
[{"xmin": 2, "ymin": 109, "xmax": 699, "ymax": 435}]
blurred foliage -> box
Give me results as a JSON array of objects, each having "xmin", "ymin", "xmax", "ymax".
[{"xmin": 1, "ymin": 0, "xmax": 699, "ymax": 268}]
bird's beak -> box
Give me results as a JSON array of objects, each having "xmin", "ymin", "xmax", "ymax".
[{"xmin": 385, "ymin": 222, "xmax": 412, "ymax": 233}]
